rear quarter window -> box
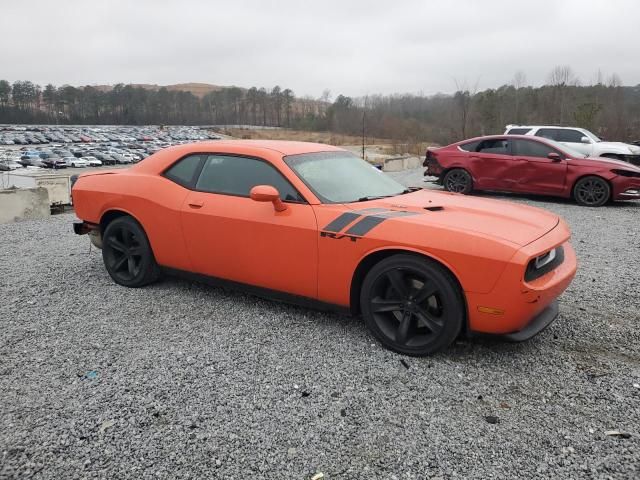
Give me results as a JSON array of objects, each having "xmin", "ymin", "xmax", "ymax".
[
  {"xmin": 477, "ymin": 139, "xmax": 510, "ymax": 155},
  {"xmin": 458, "ymin": 140, "xmax": 481, "ymax": 152},
  {"xmin": 164, "ymin": 154, "xmax": 205, "ymax": 187}
]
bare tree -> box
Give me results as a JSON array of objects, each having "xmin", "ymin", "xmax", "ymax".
[
  {"xmin": 512, "ymin": 71, "xmax": 527, "ymax": 89},
  {"xmin": 607, "ymin": 73, "xmax": 622, "ymax": 88},
  {"xmin": 606, "ymin": 73, "xmax": 625, "ymax": 137},
  {"xmin": 453, "ymin": 78, "xmax": 479, "ymax": 138},
  {"xmin": 547, "ymin": 65, "xmax": 580, "ymax": 124},
  {"xmin": 319, "ymin": 89, "xmax": 332, "ymax": 117},
  {"xmin": 512, "ymin": 71, "xmax": 527, "ymax": 123},
  {"xmin": 548, "ymin": 65, "xmax": 579, "ymax": 87}
]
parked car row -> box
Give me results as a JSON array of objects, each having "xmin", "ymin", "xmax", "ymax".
[
  {"xmin": 0, "ymin": 125, "xmax": 220, "ymax": 146},
  {"xmin": 0, "ymin": 125, "xmax": 222, "ymax": 170}
]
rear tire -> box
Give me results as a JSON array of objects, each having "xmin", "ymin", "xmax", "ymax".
[
  {"xmin": 443, "ymin": 168, "xmax": 473, "ymax": 194},
  {"xmin": 573, "ymin": 176, "xmax": 610, "ymax": 207},
  {"xmin": 102, "ymin": 216, "xmax": 160, "ymax": 287},
  {"xmin": 360, "ymin": 254, "xmax": 464, "ymax": 356}
]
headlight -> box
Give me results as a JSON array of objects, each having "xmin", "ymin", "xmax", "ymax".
[
  {"xmin": 525, "ymin": 246, "xmax": 565, "ymax": 282},
  {"xmin": 611, "ymin": 169, "xmax": 640, "ymax": 178}
]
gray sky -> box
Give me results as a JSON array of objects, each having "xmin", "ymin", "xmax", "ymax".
[{"xmin": 2, "ymin": 0, "xmax": 639, "ymax": 98}]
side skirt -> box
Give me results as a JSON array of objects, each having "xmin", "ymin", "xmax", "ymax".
[{"xmin": 160, "ymin": 267, "xmax": 352, "ymax": 317}]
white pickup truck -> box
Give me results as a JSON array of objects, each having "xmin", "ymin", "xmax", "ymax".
[{"xmin": 504, "ymin": 125, "xmax": 640, "ymax": 165}]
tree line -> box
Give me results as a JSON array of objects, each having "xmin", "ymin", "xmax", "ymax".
[
  {"xmin": 0, "ymin": 81, "xmax": 307, "ymax": 127},
  {"xmin": 1, "ymin": 66, "xmax": 639, "ymax": 145}
]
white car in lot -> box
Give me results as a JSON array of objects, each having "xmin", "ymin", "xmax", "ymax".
[
  {"xmin": 82, "ymin": 156, "xmax": 103, "ymax": 167},
  {"xmin": 65, "ymin": 156, "xmax": 89, "ymax": 168},
  {"xmin": 0, "ymin": 160, "xmax": 23, "ymax": 170},
  {"xmin": 504, "ymin": 125, "xmax": 640, "ymax": 165}
]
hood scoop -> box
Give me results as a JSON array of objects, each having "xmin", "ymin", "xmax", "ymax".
[{"xmin": 424, "ymin": 206, "xmax": 444, "ymax": 211}]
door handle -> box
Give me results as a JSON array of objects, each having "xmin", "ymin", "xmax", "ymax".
[{"xmin": 188, "ymin": 200, "xmax": 204, "ymax": 209}]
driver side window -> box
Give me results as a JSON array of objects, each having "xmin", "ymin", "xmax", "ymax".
[
  {"xmin": 556, "ymin": 129, "xmax": 586, "ymax": 143},
  {"xmin": 195, "ymin": 155, "xmax": 306, "ymax": 203},
  {"xmin": 513, "ymin": 139, "xmax": 559, "ymax": 159}
]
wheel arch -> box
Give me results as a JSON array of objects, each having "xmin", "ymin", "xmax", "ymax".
[
  {"xmin": 349, "ymin": 247, "xmax": 467, "ymax": 322},
  {"xmin": 100, "ymin": 208, "xmax": 142, "ymax": 234},
  {"xmin": 570, "ymin": 173, "xmax": 613, "ymax": 199}
]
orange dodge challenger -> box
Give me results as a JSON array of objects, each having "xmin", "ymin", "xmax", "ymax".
[{"xmin": 72, "ymin": 140, "xmax": 577, "ymax": 356}]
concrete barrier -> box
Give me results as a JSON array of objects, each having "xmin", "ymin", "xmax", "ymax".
[
  {"xmin": 404, "ymin": 156, "xmax": 422, "ymax": 169},
  {"xmin": 382, "ymin": 156, "xmax": 422, "ymax": 172},
  {"xmin": 382, "ymin": 157, "xmax": 406, "ymax": 172},
  {"xmin": 0, "ymin": 187, "xmax": 51, "ymax": 224}
]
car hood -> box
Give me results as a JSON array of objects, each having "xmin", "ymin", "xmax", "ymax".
[
  {"xmin": 597, "ymin": 141, "xmax": 640, "ymax": 154},
  {"xmin": 571, "ymin": 156, "xmax": 640, "ymax": 172},
  {"xmin": 346, "ymin": 190, "xmax": 559, "ymax": 247}
]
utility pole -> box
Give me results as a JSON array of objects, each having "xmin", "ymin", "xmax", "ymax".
[{"xmin": 361, "ymin": 95, "xmax": 367, "ymax": 159}]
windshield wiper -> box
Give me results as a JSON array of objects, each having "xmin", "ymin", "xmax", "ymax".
[
  {"xmin": 356, "ymin": 187, "xmax": 422, "ymax": 202},
  {"xmin": 399, "ymin": 187, "xmax": 422, "ymax": 194},
  {"xmin": 356, "ymin": 195, "xmax": 393, "ymax": 202}
]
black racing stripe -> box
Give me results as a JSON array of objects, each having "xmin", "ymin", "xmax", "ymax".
[
  {"xmin": 344, "ymin": 216, "xmax": 388, "ymax": 236},
  {"xmin": 344, "ymin": 210, "xmax": 419, "ymax": 236},
  {"xmin": 322, "ymin": 212, "xmax": 362, "ymax": 233}
]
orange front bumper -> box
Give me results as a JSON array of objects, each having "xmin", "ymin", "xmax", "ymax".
[{"xmin": 466, "ymin": 234, "xmax": 577, "ymax": 337}]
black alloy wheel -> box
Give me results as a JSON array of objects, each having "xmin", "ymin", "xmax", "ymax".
[
  {"xmin": 102, "ymin": 216, "xmax": 160, "ymax": 287},
  {"xmin": 361, "ymin": 254, "xmax": 464, "ymax": 356},
  {"xmin": 443, "ymin": 168, "xmax": 473, "ymax": 194},
  {"xmin": 573, "ymin": 176, "xmax": 610, "ymax": 207}
]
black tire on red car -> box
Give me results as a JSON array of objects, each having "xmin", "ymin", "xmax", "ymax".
[
  {"xmin": 573, "ymin": 175, "xmax": 610, "ymax": 207},
  {"xmin": 360, "ymin": 254, "xmax": 464, "ymax": 356},
  {"xmin": 102, "ymin": 216, "xmax": 160, "ymax": 287},
  {"xmin": 443, "ymin": 168, "xmax": 473, "ymax": 194}
]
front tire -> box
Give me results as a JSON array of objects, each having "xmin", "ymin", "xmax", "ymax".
[
  {"xmin": 102, "ymin": 216, "xmax": 160, "ymax": 287},
  {"xmin": 573, "ymin": 176, "xmax": 610, "ymax": 207},
  {"xmin": 360, "ymin": 254, "xmax": 464, "ymax": 356},
  {"xmin": 443, "ymin": 168, "xmax": 473, "ymax": 194}
]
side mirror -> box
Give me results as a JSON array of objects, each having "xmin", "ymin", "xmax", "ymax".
[
  {"xmin": 547, "ymin": 152, "xmax": 562, "ymax": 162},
  {"xmin": 580, "ymin": 136, "xmax": 591, "ymax": 144},
  {"xmin": 250, "ymin": 185, "xmax": 287, "ymax": 212}
]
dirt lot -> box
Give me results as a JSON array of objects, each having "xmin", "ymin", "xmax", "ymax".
[{"xmin": 1, "ymin": 170, "xmax": 639, "ymax": 479}]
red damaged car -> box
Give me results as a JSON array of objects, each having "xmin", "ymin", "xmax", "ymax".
[{"xmin": 424, "ymin": 135, "xmax": 640, "ymax": 206}]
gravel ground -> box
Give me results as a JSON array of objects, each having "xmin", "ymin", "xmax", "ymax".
[{"xmin": 1, "ymin": 168, "xmax": 639, "ymax": 479}]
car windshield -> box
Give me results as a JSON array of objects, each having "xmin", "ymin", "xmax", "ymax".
[
  {"xmin": 582, "ymin": 129, "xmax": 602, "ymax": 142},
  {"xmin": 543, "ymin": 138, "xmax": 588, "ymax": 158},
  {"xmin": 284, "ymin": 151, "xmax": 406, "ymax": 203}
]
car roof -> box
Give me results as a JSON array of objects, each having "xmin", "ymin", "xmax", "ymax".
[
  {"xmin": 176, "ymin": 139, "xmax": 345, "ymax": 156},
  {"xmin": 131, "ymin": 140, "xmax": 350, "ymax": 177},
  {"xmin": 505, "ymin": 125, "xmax": 585, "ymax": 130},
  {"xmin": 457, "ymin": 134, "xmax": 541, "ymax": 143}
]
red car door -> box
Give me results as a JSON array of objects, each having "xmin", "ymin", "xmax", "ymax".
[
  {"xmin": 179, "ymin": 154, "xmax": 319, "ymax": 299},
  {"xmin": 511, "ymin": 139, "xmax": 567, "ymax": 194},
  {"xmin": 467, "ymin": 138, "xmax": 525, "ymax": 191}
]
